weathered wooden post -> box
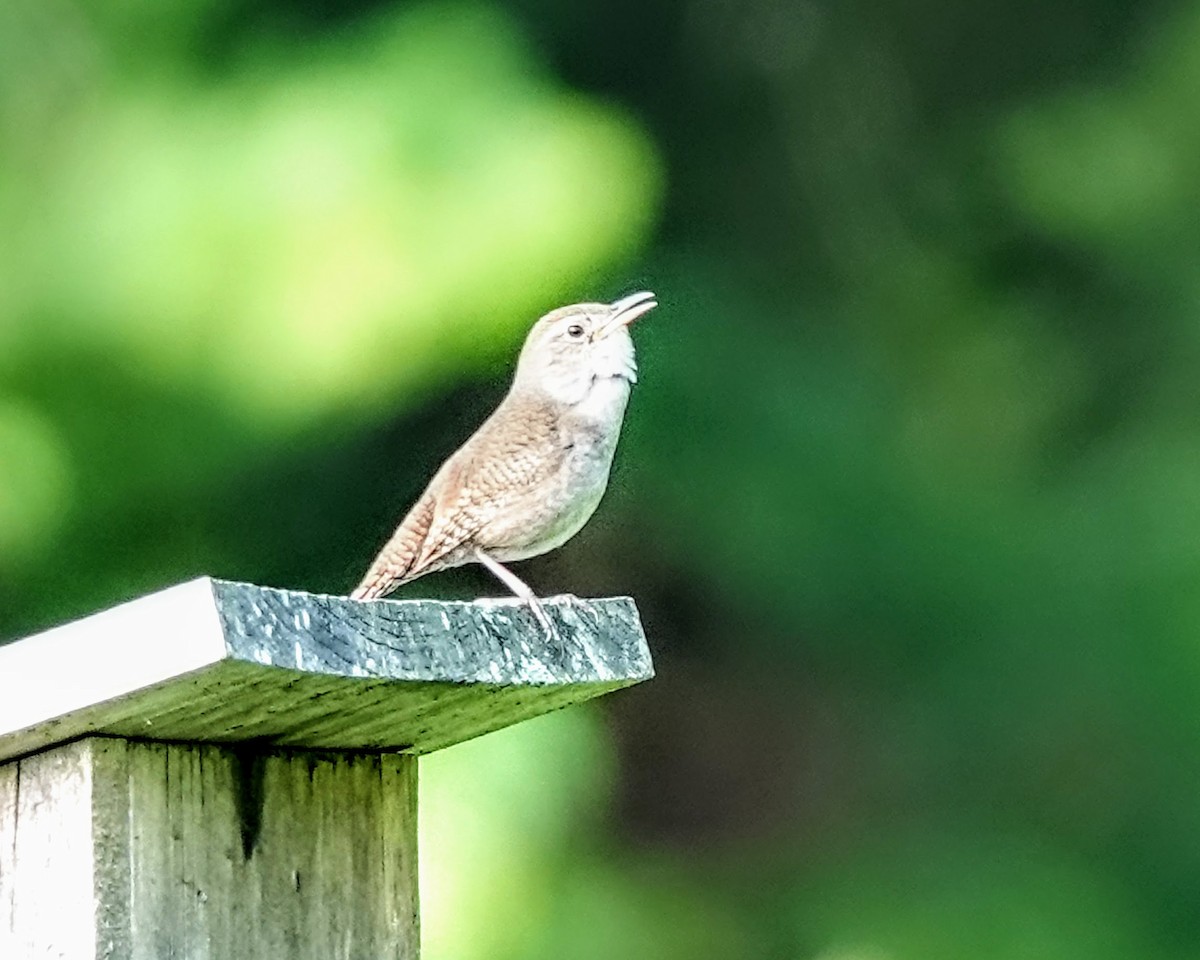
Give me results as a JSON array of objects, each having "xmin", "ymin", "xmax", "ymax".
[{"xmin": 0, "ymin": 577, "xmax": 652, "ymax": 959}]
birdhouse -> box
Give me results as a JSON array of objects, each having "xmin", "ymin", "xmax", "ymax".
[{"xmin": 0, "ymin": 578, "xmax": 652, "ymax": 958}]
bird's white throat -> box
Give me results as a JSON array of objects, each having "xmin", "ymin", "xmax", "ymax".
[{"xmin": 575, "ymin": 371, "xmax": 633, "ymax": 425}]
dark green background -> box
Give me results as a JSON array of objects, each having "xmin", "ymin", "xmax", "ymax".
[{"xmin": 4, "ymin": 0, "xmax": 1199, "ymax": 955}]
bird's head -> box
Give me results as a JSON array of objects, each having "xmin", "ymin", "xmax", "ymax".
[{"xmin": 513, "ymin": 291, "xmax": 657, "ymax": 406}]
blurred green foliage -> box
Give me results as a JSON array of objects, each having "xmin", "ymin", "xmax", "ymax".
[{"xmin": 5, "ymin": 0, "xmax": 1200, "ymax": 956}]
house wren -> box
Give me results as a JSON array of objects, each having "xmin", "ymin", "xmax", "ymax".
[{"xmin": 352, "ymin": 291, "xmax": 657, "ymax": 630}]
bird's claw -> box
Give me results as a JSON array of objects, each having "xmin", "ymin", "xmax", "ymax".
[
  {"xmin": 561, "ymin": 593, "xmax": 603, "ymax": 632},
  {"xmin": 527, "ymin": 596, "xmax": 563, "ymax": 651}
]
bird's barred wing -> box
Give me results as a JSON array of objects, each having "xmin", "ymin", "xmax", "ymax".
[
  {"xmin": 412, "ymin": 432, "xmax": 560, "ymax": 573},
  {"xmin": 352, "ymin": 398, "xmax": 562, "ymax": 599}
]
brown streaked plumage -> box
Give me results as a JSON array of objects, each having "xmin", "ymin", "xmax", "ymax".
[{"xmin": 352, "ymin": 292, "xmax": 656, "ymax": 625}]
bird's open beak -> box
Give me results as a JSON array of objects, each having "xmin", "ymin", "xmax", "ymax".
[{"xmin": 596, "ymin": 290, "xmax": 657, "ymax": 339}]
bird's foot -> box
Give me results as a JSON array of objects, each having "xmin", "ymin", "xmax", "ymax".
[
  {"xmin": 558, "ymin": 593, "xmax": 604, "ymax": 632},
  {"xmin": 526, "ymin": 595, "xmax": 564, "ymax": 651}
]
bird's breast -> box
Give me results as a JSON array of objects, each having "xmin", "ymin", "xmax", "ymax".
[{"xmin": 486, "ymin": 388, "xmax": 629, "ymax": 562}]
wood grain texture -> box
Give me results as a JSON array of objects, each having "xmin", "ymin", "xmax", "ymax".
[
  {"xmin": 1, "ymin": 740, "xmax": 99, "ymax": 957},
  {"xmin": 0, "ymin": 762, "xmax": 15, "ymax": 954},
  {"xmin": 0, "ymin": 738, "xmax": 419, "ymax": 960},
  {"xmin": 0, "ymin": 578, "xmax": 653, "ymax": 764}
]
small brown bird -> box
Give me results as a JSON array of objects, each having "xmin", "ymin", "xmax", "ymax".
[{"xmin": 352, "ymin": 291, "xmax": 657, "ymax": 629}]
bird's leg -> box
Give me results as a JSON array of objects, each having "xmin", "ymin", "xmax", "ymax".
[{"xmin": 474, "ymin": 548, "xmax": 557, "ymax": 642}]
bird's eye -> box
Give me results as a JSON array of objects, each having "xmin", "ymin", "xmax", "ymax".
[{"xmin": 566, "ymin": 323, "xmax": 586, "ymax": 339}]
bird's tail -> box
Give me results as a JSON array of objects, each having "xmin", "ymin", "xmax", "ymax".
[
  {"xmin": 350, "ymin": 494, "xmax": 437, "ymax": 600},
  {"xmin": 350, "ymin": 568, "xmax": 398, "ymax": 601},
  {"xmin": 351, "ymin": 543, "xmax": 418, "ymax": 600}
]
